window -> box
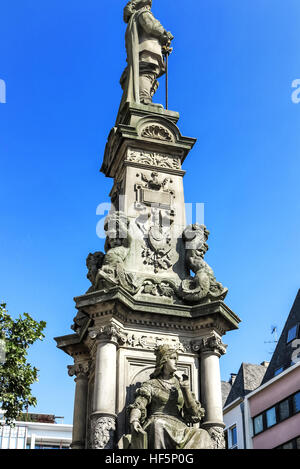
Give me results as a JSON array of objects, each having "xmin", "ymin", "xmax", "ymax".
[
  {"xmin": 230, "ymin": 425, "xmax": 237, "ymax": 449},
  {"xmin": 293, "ymin": 392, "xmax": 300, "ymax": 413},
  {"xmin": 274, "ymin": 367, "xmax": 283, "ymax": 377},
  {"xmin": 287, "ymin": 324, "xmax": 298, "ymax": 343},
  {"xmin": 266, "ymin": 407, "xmax": 276, "ymax": 428},
  {"xmin": 279, "ymin": 399, "xmax": 290, "ymax": 421},
  {"xmin": 253, "ymin": 390, "xmax": 300, "ymax": 436},
  {"xmin": 282, "ymin": 441, "xmax": 294, "ymax": 449},
  {"xmin": 276, "ymin": 436, "xmax": 300, "ymax": 449},
  {"xmin": 254, "ymin": 415, "xmax": 263, "ymax": 435}
]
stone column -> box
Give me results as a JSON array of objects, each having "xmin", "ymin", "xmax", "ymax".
[
  {"xmin": 89, "ymin": 324, "xmax": 126, "ymax": 449},
  {"xmin": 199, "ymin": 333, "xmax": 227, "ymax": 449},
  {"xmin": 68, "ymin": 362, "xmax": 90, "ymax": 449}
]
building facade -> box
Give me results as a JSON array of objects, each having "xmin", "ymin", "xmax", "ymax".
[
  {"xmin": 222, "ymin": 290, "xmax": 300, "ymax": 449},
  {"xmin": 0, "ymin": 413, "xmax": 72, "ymax": 449}
]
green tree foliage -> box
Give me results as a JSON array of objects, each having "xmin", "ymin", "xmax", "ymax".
[{"xmin": 0, "ymin": 303, "xmax": 46, "ymax": 425}]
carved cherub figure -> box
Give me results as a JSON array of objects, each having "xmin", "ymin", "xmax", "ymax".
[
  {"xmin": 95, "ymin": 211, "xmax": 138, "ymax": 293},
  {"xmin": 179, "ymin": 224, "xmax": 228, "ymax": 303}
]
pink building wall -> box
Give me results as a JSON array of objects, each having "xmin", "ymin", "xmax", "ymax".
[
  {"xmin": 248, "ymin": 365, "xmax": 300, "ymax": 449},
  {"xmin": 252, "ymin": 414, "xmax": 300, "ymax": 449}
]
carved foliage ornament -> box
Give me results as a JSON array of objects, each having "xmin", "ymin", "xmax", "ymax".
[
  {"xmin": 89, "ymin": 324, "xmax": 127, "ymax": 346},
  {"xmin": 126, "ymin": 149, "xmax": 181, "ymax": 170},
  {"xmin": 208, "ymin": 426, "xmax": 226, "ymax": 450},
  {"xmin": 91, "ymin": 416, "xmax": 116, "ymax": 449},
  {"xmin": 67, "ymin": 362, "xmax": 90, "ymax": 378},
  {"xmin": 201, "ymin": 333, "xmax": 227, "ymax": 356}
]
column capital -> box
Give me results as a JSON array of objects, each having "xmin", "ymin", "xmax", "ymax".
[
  {"xmin": 199, "ymin": 333, "xmax": 227, "ymax": 357},
  {"xmin": 89, "ymin": 324, "xmax": 127, "ymax": 347},
  {"xmin": 68, "ymin": 362, "xmax": 90, "ymax": 380}
]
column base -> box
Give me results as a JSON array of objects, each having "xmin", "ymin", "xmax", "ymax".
[
  {"xmin": 90, "ymin": 413, "xmax": 116, "ymax": 449},
  {"xmin": 202, "ymin": 423, "xmax": 226, "ymax": 450}
]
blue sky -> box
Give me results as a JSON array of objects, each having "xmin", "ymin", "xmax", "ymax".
[{"xmin": 0, "ymin": 0, "xmax": 299, "ymax": 424}]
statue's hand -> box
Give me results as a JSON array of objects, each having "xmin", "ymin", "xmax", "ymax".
[
  {"xmin": 131, "ymin": 421, "xmax": 144, "ymax": 434},
  {"xmin": 180, "ymin": 374, "xmax": 190, "ymax": 389}
]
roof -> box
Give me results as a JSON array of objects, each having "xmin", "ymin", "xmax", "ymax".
[
  {"xmin": 223, "ymin": 363, "xmax": 267, "ymax": 407},
  {"xmin": 221, "ymin": 380, "xmax": 232, "ymax": 407},
  {"xmin": 261, "ymin": 289, "xmax": 300, "ymax": 385}
]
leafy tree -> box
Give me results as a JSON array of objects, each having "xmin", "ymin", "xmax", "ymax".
[{"xmin": 0, "ymin": 303, "xmax": 46, "ymax": 425}]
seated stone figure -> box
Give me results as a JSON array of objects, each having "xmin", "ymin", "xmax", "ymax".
[{"xmin": 128, "ymin": 345, "xmax": 213, "ymax": 449}]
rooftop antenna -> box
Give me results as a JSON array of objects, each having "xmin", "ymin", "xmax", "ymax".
[{"xmin": 264, "ymin": 325, "xmax": 278, "ymax": 355}]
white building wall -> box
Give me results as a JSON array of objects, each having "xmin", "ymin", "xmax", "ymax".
[
  {"xmin": 0, "ymin": 413, "xmax": 72, "ymax": 449},
  {"xmin": 223, "ymin": 401, "xmax": 245, "ymax": 449}
]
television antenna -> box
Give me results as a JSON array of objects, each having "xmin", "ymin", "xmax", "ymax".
[{"xmin": 264, "ymin": 325, "xmax": 278, "ymax": 355}]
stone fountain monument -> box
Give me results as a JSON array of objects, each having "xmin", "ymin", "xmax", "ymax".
[{"xmin": 55, "ymin": 0, "xmax": 240, "ymax": 450}]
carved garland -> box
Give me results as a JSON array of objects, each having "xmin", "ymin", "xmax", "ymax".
[{"xmin": 126, "ymin": 149, "xmax": 181, "ymax": 170}]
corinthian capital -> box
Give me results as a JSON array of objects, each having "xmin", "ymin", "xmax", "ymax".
[
  {"xmin": 89, "ymin": 324, "xmax": 127, "ymax": 346},
  {"xmin": 200, "ymin": 333, "xmax": 227, "ymax": 357},
  {"xmin": 68, "ymin": 362, "xmax": 90, "ymax": 379}
]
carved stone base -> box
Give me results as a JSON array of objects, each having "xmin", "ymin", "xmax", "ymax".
[
  {"xmin": 90, "ymin": 414, "xmax": 116, "ymax": 449},
  {"xmin": 55, "ymin": 288, "xmax": 240, "ymax": 449},
  {"xmin": 206, "ymin": 426, "xmax": 226, "ymax": 450}
]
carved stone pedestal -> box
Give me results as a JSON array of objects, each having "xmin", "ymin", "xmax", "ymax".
[
  {"xmin": 54, "ymin": 94, "xmax": 241, "ymax": 450},
  {"xmin": 55, "ymin": 287, "xmax": 239, "ymax": 449}
]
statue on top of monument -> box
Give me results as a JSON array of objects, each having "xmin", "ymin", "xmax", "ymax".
[{"xmin": 117, "ymin": 0, "xmax": 174, "ymax": 122}]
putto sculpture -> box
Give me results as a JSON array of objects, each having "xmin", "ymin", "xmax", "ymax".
[
  {"xmin": 117, "ymin": 0, "xmax": 173, "ymax": 121},
  {"xmin": 86, "ymin": 211, "xmax": 138, "ymax": 294},
  {"xmin": 128, "ymin": 345, "xmax": 213, "ymax": 449},
  {"xmin": 179, "ymin": 224, "xmax": 228, "ymax": 303}
]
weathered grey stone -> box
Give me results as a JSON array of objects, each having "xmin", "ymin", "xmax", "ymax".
[
  {"xmin": 117, "ymin": 0, "xmax": 174, "ymax": 123},
  {"xmin": 179, "ymin": 224, "xmax": 228, "ymax": 304},
  {"xmin": 54, "ymin": 3, "xmax": 242, "ymax": 450},
  {"xmin": 128, "ymin": 345, "xmax": 213, "ymax": 449}
]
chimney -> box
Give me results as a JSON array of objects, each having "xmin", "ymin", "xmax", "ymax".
[
  {"xmin": 230, "ymin": 373, "xmax": 237, "ymax": 385},
  {"xmin": 260, "ymin": 361, "xmax": 269, "ymax": 368}
]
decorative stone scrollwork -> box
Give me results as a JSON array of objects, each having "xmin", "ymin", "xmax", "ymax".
[
  {"xmin": 140, "ymin": 124, "xmax": 174, "ymax": 142},
  {"xmin": 208, "ymin": 426, "xmax": 226, "ymax": 449},
  {"xmin": 140, "ymin": 278, "xmax": 177, "ymax": 299},
  {"xmin": 126, "ymin": 148, "xmax": 181, "ymax": 170},
  {"xmin": 89, "ymin": 324, "xmax": 127, "ymax": 346},
  {"xmin": 200, "ymin": 333, "xmax": 227, "ymax": 357},
  {"xmin": 125, "ymin": 333, "xmax": 182, "ymax": 351},
  {"xmin": 90, "ymin": 415, "xmax": 116, "ymax": 449}
]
